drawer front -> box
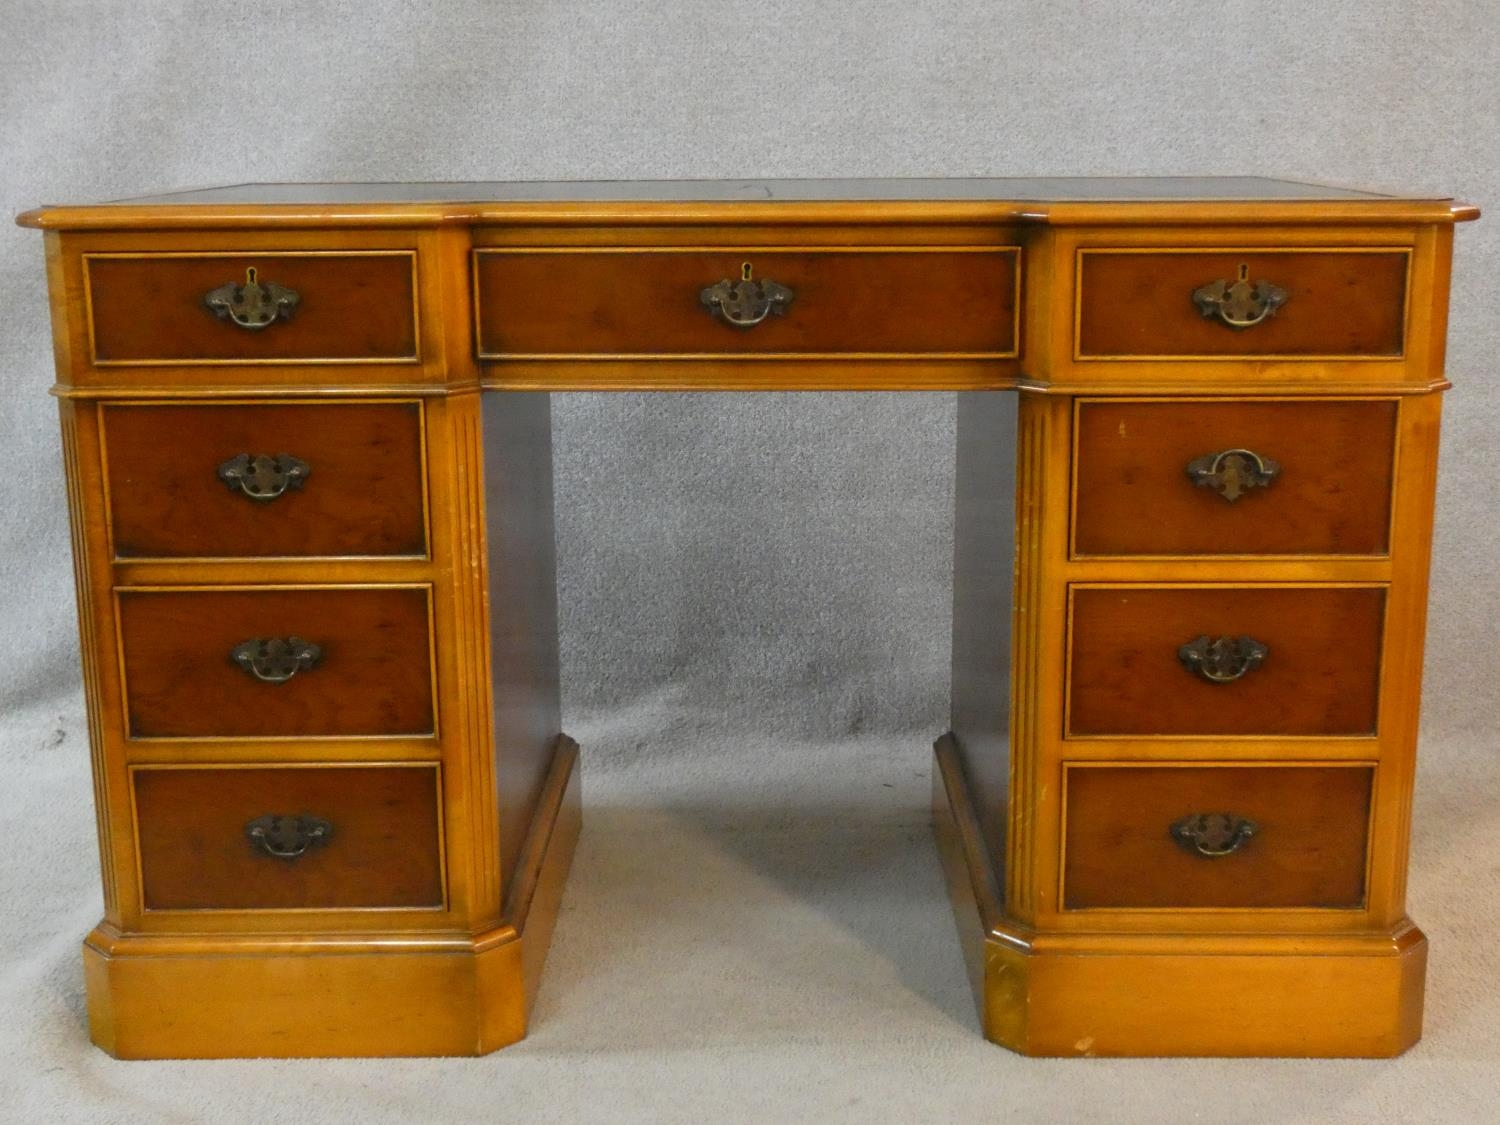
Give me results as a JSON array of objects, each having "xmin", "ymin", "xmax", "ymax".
[
  {"xmin": 118, "ymin": 587, "xmax": 434, "ymax": 739},
  {"xmin": 1068, "ymin": 586, "xmax": 1385, "ymax": 737},
  {"xmin": 475, "ymin": 247, "xmax": 1019, "ymax": 357},
  {"xmin": 86, "ymin": 252, "xmax": 418, "ymax": 364},
  {"xmin": 1063, "ymin": 764, "xmax": 1373, "ymax": 910},
  {"xmin": 103, "ymin": 401, "xmax": 427, "ymax": 559},
  {"xmin": 1073, "ymin": 399, "xmax": 1397, "ymax": 557},
  {"xmin": 133, "ymin": 764, "xmax": 443, "ymax": 910},
  {"xmin": 1076, "ymin": 249, "xmax": 1408, "ymax": 359}
]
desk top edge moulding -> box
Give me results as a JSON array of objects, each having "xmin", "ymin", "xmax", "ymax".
[
  {"xmin": 19, "ymin": 176, "xmax": 1479, "ymax": 229},
  {"xmin": 17, "ymin": 178, "xmax": 1477, "ymax": 1059}
]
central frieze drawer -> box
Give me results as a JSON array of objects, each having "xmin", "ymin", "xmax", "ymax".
[
  {"xmin": 133, "ymin": 764, "xmax": 444, "ymax": 911},
  {"xmin": 1063, "ymin": 763, "xmax": 1373, "ymax": 910},
  {"xmin": 474, "ymin": 246, "xmax": 1019, "ymax": 357},
  {"xmin": 1067, "ymin": 585, "xmax": 1386, "ymax": 737},
  {"xmin": 117, "ymin": 586, "xmax": 434, "ymax": 739},
  {"xmin": 102, "ymin": 401, "xmax": 427, "ymax": 559},
  {"xmin": 85, "ymin": 251, "xmax": 420, "ymax": 364}
]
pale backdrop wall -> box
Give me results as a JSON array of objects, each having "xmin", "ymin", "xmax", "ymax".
[
  {"xmin": 5, "ymin": 0, "xmax": 1499, "ymax": 743},
  {"xmin": 1, "ymin": 3, "xmax": 1496, "ymax": 1122}
]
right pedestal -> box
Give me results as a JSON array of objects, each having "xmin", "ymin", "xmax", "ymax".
[{"xmin": 945, "ymin": 380, "xmax": 1445, "ymax": 1057}]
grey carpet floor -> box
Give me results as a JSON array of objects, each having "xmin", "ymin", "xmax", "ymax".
[{"xmin": 2, "ymin": 695, "xmax": 1497, "ymax": 1124}]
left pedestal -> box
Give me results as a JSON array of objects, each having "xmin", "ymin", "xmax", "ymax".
[{"xmin": 43, "ymin": 226, "xmax": 572, "ymax": 1057}]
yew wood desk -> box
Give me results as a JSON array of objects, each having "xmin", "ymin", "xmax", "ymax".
[{"xmin": 18, "ymin": 178, "xmax": 1479, "ymax": 1059}]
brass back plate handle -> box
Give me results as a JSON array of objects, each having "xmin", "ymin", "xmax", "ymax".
[
  {"xmin": 245, "ymin": 813, "xmax": 332, "ymax": 860},
  {"xmin": 1185, "ymin": 448, "xmax": 1280, "ymax": 502},
  {"xmin": 1191, "ymin": 264, "xmax": 1288, "ymax": 329},
  {"xmin": 218, "ymin": 453, "xmax": 310, "ymax": 501},
  {"xmin": 700, "ymin": 262, "xmax": 794, "ymax": 328},
  {"xmin": 231, "ymin": 636, "xmax": 321, "ymax": 684},
  {"xmin": 1171, "ymin": 812, "xmax": 1258, "ymax": 858},
  {"xmin": 1178, "ymin": 634, "xmax": 1267, "ymax": 683},
  {"xmin": 203, "ymin": 266, "xmax": 300, "ymax": 330}
]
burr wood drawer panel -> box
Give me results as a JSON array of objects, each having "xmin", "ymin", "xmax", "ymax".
[
  {"xmin": 1067, "ymin": 586, "xmax": 1386, "ymax": 738},
  {"xmin": 132, "ymin": 764, "xmax": 444, "ymax": 911},
  {"xmin": 1072, "ymin": 398, "xmax": 1398, "ymax": 556},
  {"xmin": 1062, "ymin": 763, "xmax": 1374, "ymax": 910},
  {"xmin": 1075, "ymin": 248, "xmax": 1409, "ymax": 358},
  {"xmin": 101, "ymin": 401, "xmax": 427, "ymax": 559},
  {"xmin": 84, "ymin": 252, "xmax": 419, "ymax": 364},
  {"xmin": 117, "ymin": 586, "xmax": 435, "ymax": 739},
  {"xmin": 473, "ymin": 247, "xmax": 1019, "ymax": 357}
]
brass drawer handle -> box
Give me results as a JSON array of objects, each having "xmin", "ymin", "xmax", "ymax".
[
  {"xmin": 1191, "ymin": 264, "xmax": 1288, "ymax": 329},
  {"xmin": 1178, "ymin": 634, "xmax": 1267, "ymax": 683},
  {"xmin": 217, "ymin": 452, "xmax": 311, "ymax": 502},
  {"xmin": 1171, "ymin": 812, "xmax": 1258, "ymax": 858},
  {"xmin": 245, "ymin": 813, "xmax": 332, "ymax": 860},
  {"xmin": 1185, "ymin": 448, "xmax": 1280, "ymax": 502},
  {"xmin": 700, "ymin": 262, "xmax": 794, "ymax": 328},
  {"xmin": 203, "ymin": 267, "xmax": 300, "ymax": 330},
  {"xmin": 231, "ymin": 636, "xmax": 322, "ymax": 684}
]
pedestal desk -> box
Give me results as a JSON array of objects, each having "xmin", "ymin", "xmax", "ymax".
[{"xmin": 17, "ymin": 178, "xmax": 1478, "ymax": 1058}]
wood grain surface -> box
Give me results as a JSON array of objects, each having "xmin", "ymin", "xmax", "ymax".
[
  {"xmin": 87, "ymin": 252, "xmax": 418, "ymax": 363},
  {"xmin": 1068, "ymin": 585, "xmax": 1386, "ymax": 737},
  {"xmin": 103, "ymin": 401, "xmax": 426, "ymax": 558},
  {"xmin": 1076, "ymin": 249, "xmax": 1408, "ymax": 358},
  {"xmin": 134, "ymin": 764, "xmax": 443, "ymax": 910},
  {"xmin": 1072, "ymin": 398, "xmax": 1397, "ymax": 556},
  {"xmin": 476, "ymin": 247, "xmax": 1017, "ymax": 356},
  {"xmin": 118, "ymin": 586, "xmax": 434, "ymax": 739},
  {"xmin": 1063, "ymin": 763, "xmax": 1373, "ymax": 909}
]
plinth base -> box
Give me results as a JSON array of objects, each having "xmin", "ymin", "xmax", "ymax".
[
  {"xmin": 84, "ymin": 738, "xmax": 581, "ymax": 1059},
  {"xmin": 932, "ymin": 736, "xmax": 1426, "ymax": 1057}
]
